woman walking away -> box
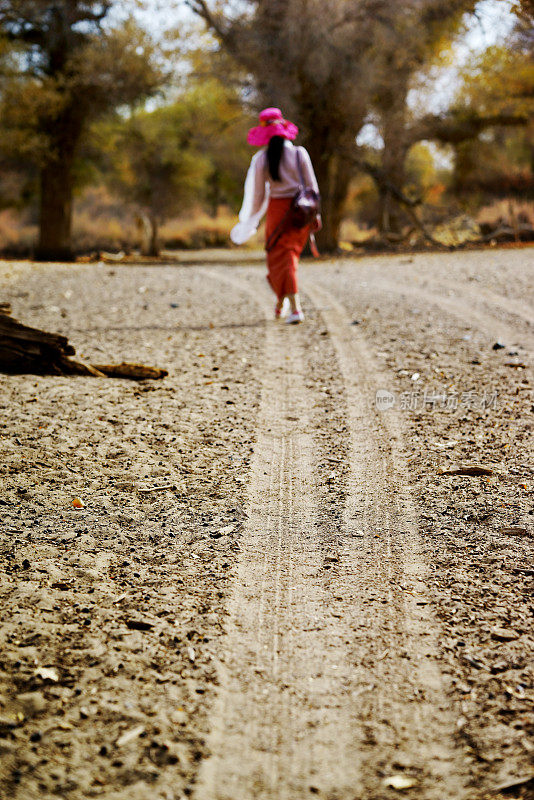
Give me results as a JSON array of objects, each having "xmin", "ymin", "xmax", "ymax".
[{"xmin": 231, "ymin": 108, "xmax": 321, "ymax": 324}]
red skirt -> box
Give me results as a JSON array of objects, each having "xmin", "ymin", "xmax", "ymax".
[{"xmin": 265, "ymin": 197, "xmax": 310, "ymax": 299}]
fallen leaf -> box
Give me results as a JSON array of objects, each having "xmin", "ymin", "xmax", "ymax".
[
  {"xmin": 34, "ymin": 667, "xmax": 59, "ymax": 682},
  {"xmin": 116, "ymin": 725, "xmax": 145, "ymax": 747},
  {"xmin": 499, "ymin": 527, "xmax": 529, "ymax": 537},
  {"xmin": 218, "ymin": 525, "xmax": 234, "ymax": 535},
  {"xmin": 491, "ymin": 627, "xmax": 520, "ymax": 642},
  {"xmin": 126, "ymin": 618, "xmax": 155, "ymax": 631},
  {"xmin": 439, "ymin": 466, "xmax": 494, "ymax": 477},
  {"xmin": 383, "ymin": 775, "xmax": 417, "ymax": 790},
  {"xmin": 72, "ymin": 497, "xmax": 84, "ymax": 508}
]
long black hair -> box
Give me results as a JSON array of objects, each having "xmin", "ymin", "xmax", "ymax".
[{"xmin": 267, "ymin": 135, "xmax": 285, "ymax": 181}]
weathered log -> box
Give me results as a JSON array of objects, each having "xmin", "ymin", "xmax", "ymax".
[
  {"xmin": 93, "ymin": 362, "xmax": 168, "ymax": 380},
  {"xmin": 474, "ymin": 224, "xmax": 534, "ymax": 244},
  {"xmin": 0, "ymin": 307, "xmax": 166, "ymax": 379}
]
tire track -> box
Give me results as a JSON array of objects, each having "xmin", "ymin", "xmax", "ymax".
[
  {"xmin": 194, "ymin": 309, "xmax": 363, "ymax": 797},
  {"xmin": 431, "ymin": 282, "xmax": 533, "ymax": 331},
  {"xmin": 195, "ymin": 268, "xmax": 470, "ymax": 799},
  {"xmin": 369, "ymin": 278, "xmax": 533, "ymax": 349},
  {"xmin": 195, "ymin": 272, "xmax": 363, "ymax": 798},
  {"xmin": 304, "ymin": 277, "xmax": 471, "ymax": 797}
]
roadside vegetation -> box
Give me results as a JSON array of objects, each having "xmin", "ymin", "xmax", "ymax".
[{"xmin": 0, "ymin": 0, "xmax": 532, "ymax": 257}]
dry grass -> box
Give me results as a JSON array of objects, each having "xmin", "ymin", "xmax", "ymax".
[
  {"xmin": 72, "ymin": 186, "xmax": 137, "ymax": 253},
  {"xmin": 0, "ymin": 209, "xmax": 37, "ymax": 256},
  {"xmin": 339, "ymin": 219, "xmax": 377, "ymax": 245},
  {"xmin": 476, "ymin": 199, "xmax": 534, "ymax": 229},
  {"xmin": 160, "ymin": 210, "xmax": 235, "ymax": 250},
  {"xmin": 0, "ymin": 194, "xmax": 238, "ymax": 256},
  {"xmin": 2, "ymin": 192, "xmax": 532, "ymax": 258}
]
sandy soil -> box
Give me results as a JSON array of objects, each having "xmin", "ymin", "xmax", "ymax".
[{"xmin": 0, "ymin": 248, "xmax": 532, "ymax": 800}]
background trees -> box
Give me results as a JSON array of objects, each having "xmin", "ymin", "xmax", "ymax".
[
  {"xmin": 92, "ymin": 77, "xmax": 250, "ymax": 255},
  {"xmin": 188, "ymin": 0, "xmax": 534, "ymax": 248},
  {"xmin": 448, "ymin": 43, "xmax": 533, "ymax": 199},
  {"xmin": 361, "ymin": 1, "xmax": 478, "ymax": 236},
  {"xmin": 189, "ymin": 0, "xmax": 530, "ymax": 248},
  {"xmin": 0, "ymin": 0, "xmax": 532, "ymax": 256},
  {"xmin": 0, "ymin": 2, "xmax": 164, "ymax": 260}
]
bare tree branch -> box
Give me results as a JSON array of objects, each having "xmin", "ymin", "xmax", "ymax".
[
  {"xmin": 344, "ymin": 149, "xmax": 448, "ymax": 247},
  {"xmin": 407, "ymin": 111, "xmax": 530, "ymax": 146}
]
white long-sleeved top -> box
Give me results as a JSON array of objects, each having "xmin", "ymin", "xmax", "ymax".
[{"xmin": 230, "ymin": 140, "xmax": 319, "ymax": 245}]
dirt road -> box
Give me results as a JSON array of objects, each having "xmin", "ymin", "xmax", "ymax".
[{"xmin": 0, "ymin": 249, "xmax": 532, "ymax": 800}]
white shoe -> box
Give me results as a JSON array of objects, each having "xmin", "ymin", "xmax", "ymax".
[{"xmin": 286, "ymin": 310, "xmax": 305, "ymax": 325}]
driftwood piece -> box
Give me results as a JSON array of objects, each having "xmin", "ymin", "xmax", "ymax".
[
  {"xmin": 473, "ymin": 223, "xmax": 534, "ymax": 244},
  {"xmin": 439, "ymin": 466, "xmax": 495, "ymax": 477},
  {"xmin": 0, "ymin": 306, "xmax": 166, "ymax": 379},
  {"xmin": 93, "ymin": 362, "xmax": 168, "ymax": 380}
]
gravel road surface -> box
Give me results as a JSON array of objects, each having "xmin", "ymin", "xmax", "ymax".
[{"xmin": 0, "ymin": 248, "xmax": 532, "ymax": 800}]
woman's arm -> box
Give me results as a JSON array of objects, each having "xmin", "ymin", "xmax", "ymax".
[
  {"xmin": 230, "ymin": 151, "xmax": 269, "ymax": 245},
  {"xmin": 250, "ymin": 152, "xmax": 267, "ymax": 215},
  {"xmin": 240, "ymin": 151, "xmax": 267, "ymax": 220}
]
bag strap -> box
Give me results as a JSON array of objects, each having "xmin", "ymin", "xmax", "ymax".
[
  {"xmin": 309, "ymin": 232, "xmax": 319, "ymax": 257},
  {"xmin": 296, "ymin": 148, "xmax": 306, "ymax": 188},
  {"xmin": 296, "ymin": 148, "xmax": 321, "ymax": 259}
]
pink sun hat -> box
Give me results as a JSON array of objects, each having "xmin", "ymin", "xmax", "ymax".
[{"xmin": 247, "ymin": 107, "xmax": 299, "ymax": 146}]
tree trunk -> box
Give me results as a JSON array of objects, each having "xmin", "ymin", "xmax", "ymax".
[
  {"xmin": 305, "ymin": 137, "xmax": 353, "ymax": 252},
  {"xmin": 148, "ymin": 214, "xmax": 160, "ymax": 257},
  {"xmin": 377, "ymin": 76, "xmax": 410, "ymax": 236},
  {"xmin": 138, "ymin": 213, "xmax": 160, "ymax": 257},
  {"xmin": 208, "ymin": 169, "xmax": 221, "ymax": 218},
  {"xmin": 35, "ymin": 156, "xmax": 75, "ymax": 262},
  {"xmin": 34, "ymin": 98, "xmax": 84, "ymax": 263}
]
